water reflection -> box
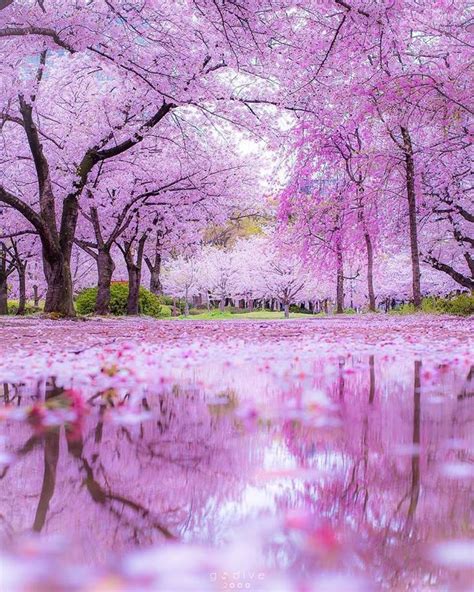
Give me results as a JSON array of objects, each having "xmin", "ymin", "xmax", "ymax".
[{"xmin": 0, "ymin": 352, "xmax": 473, "ymax": 591}]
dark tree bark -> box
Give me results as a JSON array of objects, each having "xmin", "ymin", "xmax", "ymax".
[
  {"xmin": 400, "ymin": 127, "xmax": 422, "ymax": 308},
  {"xmin": 148, "ymin": 256, "xmax": 162, "ymax": 295},
  {"xmin": 0, "ymin": 243, "xmax": 14, "ymax": 315},
  {"xmin": 368, "ymin": 355, "xmax": 375, "ymax": 404},
  {"xmin": 424, "ymin": 254, "xmax": 474, "ymax": 291},
  {"xmin": 127, "ymin": 265, "xmax": 141, "ymax": 315},
  {"xmin": 33, "ymin": 284, "xmax": 40, "ymax": 308},
  {"xmin": 145, "ymin": 231, "xmax": 163, "ymax": 295},
  {"xmin": 16, "ymin": 264, "xmax": 26, "ymax": 315},
  {"xmin": 42, "ymin": 247, "xmax": 76, "ymax": 316},
  {"xmin": 33, "ymin": 428, "xmax": 60, "ymax": 532},
  {"xmin": 75, "ymin": 206, "xmax": 116, "ymax": 315},
  {"xmin": 423, "ymin": 188, "xmax": 474, "ymax": 289},
  {"xmin": 120, "ymin": 233, "xmax": 147, "ymax": 316},
  {"xmin": 336, "ymin": 246, "xmax": 344, "ymax": 314},
  {"xmin": 95, "ymin": 248, "xmax": 115, "ymax": 315},
  {"xmin": 0, "ymin": 276, "xmax": 7, "ymax": 315},
  {"xmin": 338, "ymin": 357, "xmax": 345, "ymax": 401},
  {"xmin": 33, "ymin": 383, "xmax": 62, "ymax": 532},
  {"xmin": 6, "ymin": 238, "xmax": 30, "ymax": 316},
  {"xmin": 406, "ymin": 360, "xmax": 421, "ymax": 531},
  {"xmin": 364, "ymin": 230, "xmax": 376, "ymax": 311},
  {"xmin": 283, "ymin": 302, "xmax": 290, "ymax": 319}
]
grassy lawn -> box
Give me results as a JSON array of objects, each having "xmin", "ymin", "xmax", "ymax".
[{"xmin": 174, "ymin": 309, "xmax": 321, "ymax": 320}]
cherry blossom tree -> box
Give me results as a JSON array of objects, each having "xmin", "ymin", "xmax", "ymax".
[
  {"xmin": 0, "ymin": 0, "xmax": 277, "ymax": 315},
  {"xmin": 277, "ymin": 0, "xmax": 473, "ymax": 308},
  {"xmin": 162, "ymin": 256, "xmax": 199, "ymax": 317}
]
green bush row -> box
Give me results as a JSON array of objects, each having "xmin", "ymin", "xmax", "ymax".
[
  {"xmin": 7, "ymin": 301, "xmax": 40, "ymax": 315},
  {"xmin": 392, "ymin": 294, "xmax": 474, "ymax": 316},
  {"xmin": 75, "ymin": 282, "xmax": 172, "ymax": 317}
]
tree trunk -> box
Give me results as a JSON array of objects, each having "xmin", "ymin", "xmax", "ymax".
[
  {"xmin": 184, "ymin": 301, "xmax": 190, "ymax": 317},
  {"xmin": 336, "ymin": 248, "xmax": 344, "ymax": 314},
  {"xmin": 355, "ymin": 182, "xmax": 376, "ymax": 312},
  {"xmin": 284, "ymin": 302, "xmax": 290, "ymax": 319},
  {"xmin": 17, "ymin": 266, "xmax": 26, "ymax": 315},
  {"xmin": 33, "ymin": 428, "xmax": 60, "ymax": 532},
  {"xmin": 33, "ymin": 285, "xmax": 40, "ymax": 308},
  {"xmin": 149, "ymin": 262, "xmax": 162, "ymax": 295},
  {"xmin": 0, "ymin": 275, "xmax": 7, "ymax": 315},
  {"xmin": 401, "ymin": 127, "xmax": 422, "ymax": 308},
  {"xmin": 95, "ymin": 249, "xmax": 115, "ymax": 315},
  {"xmin": 406, "ymin": 360, "xmax": 421, "ymax": 531},
  {"xmin": 127, "ymin": 264, "xmax": 140, "ymax": 315},
  {"xmin": 121, "ymin": 234, "xmax": 146, "ymax": 316},
  {"xmin": 42, "ymin": 249, "xmax": 75, "ymax": 316},
  {"xmin": 146, "ymin": 234, "xmax": 163, "ymax": 295},
  {"xmin": 364, "ymin": 231, "xmax": 376, "ymax": 311},
  {"xmin": 368, "ymin": 355, "xmax": 376, "ymax": 405},
  {"xmin": 0, "ymin": 244, "xmax": 9, "ymax": 315},
  {"xmin": 219, "ymin": 297, "xmax": 225, "ymax": 312}
]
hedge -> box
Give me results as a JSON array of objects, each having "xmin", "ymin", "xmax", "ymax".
[{"xmin": 75, "ymin": 282, "xmax": 171, "ymax": 317}]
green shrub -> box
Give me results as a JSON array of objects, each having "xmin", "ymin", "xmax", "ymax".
[
  {"xmin": 443, "ymin": 293, "xmax": 474, "ymax": 316},
  {"xmin": 158, "ymin": 304, "xmax": 172, "ymax": 317},
  {"xmin": 390, "ymin": 293, "xmax": 473, "ymax": 316},
  {"xmin": 157, "ymin": 295, "xmax": 186, "ymax": 313},
  {"xmin": 390, "ymin": 302, "xmax": 416, "ymax": 315},
  {"xmin": 157, "ymin": 294, "xmax": 174, "ymax": 306},
  {"xmin": 76, "ymin": 282, "xmax": 167, "ymax": 317},
  {"xmin": 289, "ymin": 305, "xmax": 313, "ymax": 314},
  {"xmin": 7, "ymin": 300, "xmax": 40, "ymax": 315},
  {"xmin": 138, "ymin": 286, "xmax": 163, "ymax": 317}
]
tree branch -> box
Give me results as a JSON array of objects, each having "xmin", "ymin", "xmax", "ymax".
[
  {"xmin": 0, "ymin": 26, "xmax": 76, "ymax": 52},
  {"xmin": 424, "ymin": 254, "xmax": 474, "ymax": 290},
  {"xmin": 0, "ymin": 186, "xmax": 48, "ymax": 241}
]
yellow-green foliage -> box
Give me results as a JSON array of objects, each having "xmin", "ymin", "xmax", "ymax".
[
  {"xmin": 392, "ymin": 294, "xmax": 473, "ymax": 316},
  {"xmin": 76, "ymin": 282, "xmax": 170, "ymax": 317}
]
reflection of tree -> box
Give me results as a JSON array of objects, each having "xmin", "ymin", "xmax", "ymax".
[
  {"xmin": 457, "ymin": 365, "xmax": 474, "ymax": 400},
  {"xmin": 0, "ymin": 386, "xmax": 255, "ymax": 561},
  {"xmin": 277, "ymin": 354, "xmax": 472, "ymax": 589},
  {"xmin": 405, "ymin": 360, "xmax": 421, "ymax": 532},
  {"xmin": 79, "ymin": 454, "xmax": 176, "ymax": 540},
  {"xmin": 32, "ymin": 381, "xmax": 63, "ymax": 532},
  {"xmin": 33, "ymin": 429, "xmax": 60, "ymax": 532},
  {"xmin": 360, "ymin": 355, "xmax": 375, "ymax": 515},
  {"xmin": 337, "ymin": 356, "xmax": 345, "ymax": 402},
  {"xmin": 0, "ymin": 352, "xmax": 471, "ymax": 588}
]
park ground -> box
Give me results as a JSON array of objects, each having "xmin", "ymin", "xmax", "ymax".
[
  {"xmin": 0, "ymin": 313, "xmax": 472, "ymax": 592},
  {"xmin": 0, "ymin": 314, "xmax": 472, "ymax": 355}
]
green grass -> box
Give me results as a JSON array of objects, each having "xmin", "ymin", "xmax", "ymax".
[
  {"xmin": 7, "ymin": 300, "xmax": 44, "ymax": 315},
  {"xmin": 174, "ymin": 309, "xmax": 323, "ymax": 320}
]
